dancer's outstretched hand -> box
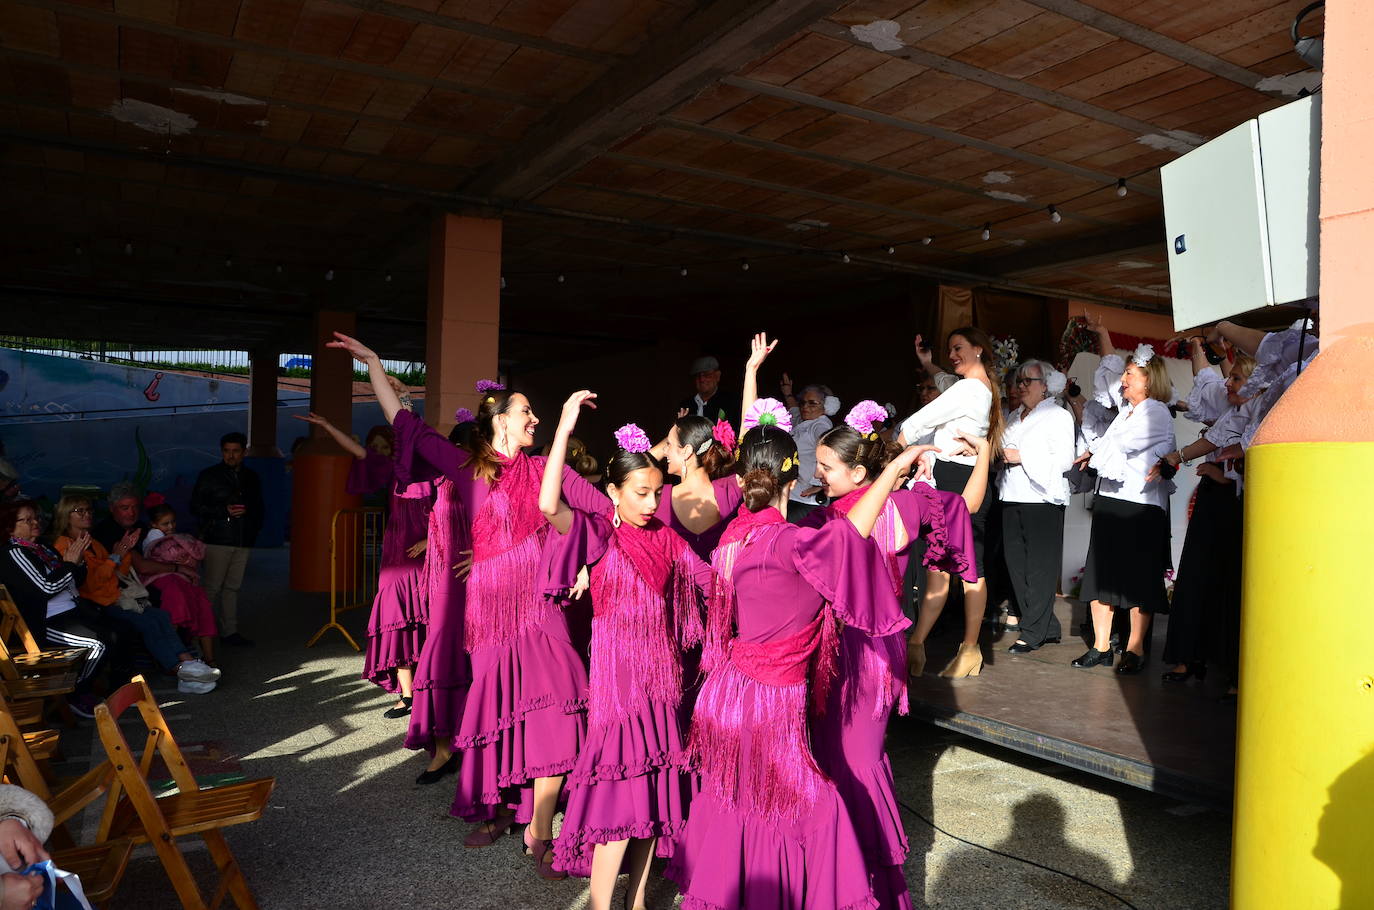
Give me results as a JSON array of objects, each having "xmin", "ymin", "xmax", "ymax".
[
  {"xmin": 292, "ymin": 411, "xmax": 331, "ymax": 429},
  {"xmin": 570, "ymin": 565, "xmax": 590, "ymax": 600},
  {"xmin": 745, "ymin": 332, "xmax": 777, "ymax": 372},
  {"xmin": 325, "ymin": 332, "xmax": 378, "ymax": 363},
  {"xmin": 559, "ymin": 390, "xmax": 597, "ymax": 430}
]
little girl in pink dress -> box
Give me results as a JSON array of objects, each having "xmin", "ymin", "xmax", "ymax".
[{"xmin": 142, "ymin": 504, "xmax": 220, "ymax": 665}]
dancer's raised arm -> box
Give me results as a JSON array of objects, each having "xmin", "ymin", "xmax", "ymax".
[
  {"xmin": 540, "ymin": 391, "xmax": 597, "ymax": 534},
  {"xmin": 326, "ymin": 332, "xmax": 403, "ymax": 422},
  {"xmin": 845, "ymin": 444, "xmax": 938, "ymax": 538},
  {"xmin": 292, "ymin": 412, "xmax": 366, "ymax": 458},
  {"xmin": 740, "ymin": 332, "xmax": 778, "ymax": 433}
]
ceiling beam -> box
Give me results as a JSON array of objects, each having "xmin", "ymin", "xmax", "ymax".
[
  {"xmin": 21, "ymin": 0, "xmax": 547, "ymax": 110},
  {"xmin": 657, "ymin": 117, "xmax": 1115, "ymax": 227},
  {"xmin": 461, "ymin": 0, "xmax": 850, "ymax": 200},
  {"xmin": 965, "ymin": 223, "xmax": 1165, "ymax": 276},
  {"xmin": 1021, "ymin": 0, "xmax": 1281, "ymax": 95},
  {"xmin": 0, "ymin": 128, "xmax": 1163, "ymax": 311},
  {"xmin": 809, "ymin": 19, "xmax": 1209, "ymax": 147},
  {"xmin": 722, "ymin": 76, "xmax": 1161, "ymax": 195}
]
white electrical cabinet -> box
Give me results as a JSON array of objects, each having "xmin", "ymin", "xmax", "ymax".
[{"xmin": 1162, "ymin": 93, "xmax": 1321, "ymax": 331}]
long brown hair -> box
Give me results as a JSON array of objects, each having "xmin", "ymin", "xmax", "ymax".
[
  {"xmin": 468, "ymin": 389, "xmax": 520, "ymax": 484},
  {"xmin": 948, "ymin": 325, "xmax": 1003, "ymax": 452}
]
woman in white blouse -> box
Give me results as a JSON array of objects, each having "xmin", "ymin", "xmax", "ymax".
[
  {"xmin": 899, "ymin": 327, "xmax": 1002, "ymax": 680},
  {"xmin": 998, "ymin": 359, "xmax": 1076, "ymax": 653},
  {"xmin": 1071, "ymin": 345, "xmax": 1177, "ymax": 675},
  {"xmin": 779, "ymin": 377, "xmax": 837, "ymax": 521}
]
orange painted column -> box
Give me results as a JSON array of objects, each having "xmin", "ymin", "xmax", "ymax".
[
  {"xmin": 427, "ymin": 214, "xmax": 501, "ymax": 433},
  {"xmin": 1231, "ymin": 1, "xmax": 1374, "ymax": 906},
  {"xmin": 290, "ymin": 310, "xmax": 361, "ymax": 592}
]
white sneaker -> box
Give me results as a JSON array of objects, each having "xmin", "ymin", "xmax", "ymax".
[
  {"xmin": 177, "ymin": 660, "xmax": 222, "ymax": 683},
  {"xmin": 177, "ymin": 679, "xmax": 217, "ymax": 695}
]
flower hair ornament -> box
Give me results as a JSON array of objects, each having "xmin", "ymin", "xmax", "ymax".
[
  {"xmin": 780, "ymin": 453, "xmax": 798, "ymax": 473},
  {"xmin": 742, "ymin": 397, "xmax": 794, "ymax": 434},
  {"xmin": 823, "ymin": 395, "xmax": 841, "ymax": 417},
  {"xmin": 712, "ymin": 419, "xmax": 736, "ymax": 452},
  {"xmin": 844, "ymin": 400, "xmax": 888, "ymax": 440},
  {"xmin": 475, "ymin": 378, "xmax": 505, "ymax": 406},
  {"xmin": 613, "ymin": 423, "xmax": 652, "ymax": 454},
  {"xmin": 453, "ymin": 407, "xmax": 474, "ymax": 425},
  {"xmin": 1044, "ymin": 370, "xmax": 1068, "ymax": 397},
  {"xmin": 1131, "ymin": 343, "xmax": 1155, "ymax": 367}
]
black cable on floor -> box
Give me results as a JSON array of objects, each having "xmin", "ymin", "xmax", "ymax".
[{"xmin": 895, "ymin": 796, "xmax": 1142, "ymax": 910}]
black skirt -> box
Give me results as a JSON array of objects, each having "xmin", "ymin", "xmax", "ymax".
[
  {"xmin": 1163, "ymin": 476, "xmax": 1243, "ymax": 665},
  {"xmin": 933, "ymin": 459, "xmax": 990, "ymax": 578},
  {"xmin": 1079, "ymin": 495, "xmax": 1171, "ymax": 613}
]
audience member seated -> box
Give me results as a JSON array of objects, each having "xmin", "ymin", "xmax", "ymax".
[{"xmin": 141, "ymin": 504, "xmax": 220, "ymax": 667}]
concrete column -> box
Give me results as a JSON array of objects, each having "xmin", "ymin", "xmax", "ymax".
[
  {"xmin": 246, "ymin": 348, "xmax": 281, "ymax": 458},
  {"xmin": 1232, "ymin": 1, "xmax": 1374, "ymax": 906},
  {"xmin": 290, "ymin": 309, "xmax": 361, "ymax": 592},
  {"xmin": 427, "ymin": 214, "xmax": 501, "ymax": 433}
]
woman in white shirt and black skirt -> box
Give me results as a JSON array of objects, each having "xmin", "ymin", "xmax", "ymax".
[
  {"xmin": 998, "ymin": 359, "xmax": 1076, "ymax": 653},
  {"xmin": 1071, "ymin": 345, "xmax": 1177, "ymax": 675},
  {"xmin": 899, "ymin": 327, "xmax": 1002, "ymax": 679}
]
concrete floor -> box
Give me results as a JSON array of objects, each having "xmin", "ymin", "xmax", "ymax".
[{"xmin": 59, "ymin": 548, "xmax": 1229, "ymax": 909}]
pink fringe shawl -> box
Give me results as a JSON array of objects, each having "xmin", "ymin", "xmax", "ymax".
[
  {"xmin": 586, "ymin": 521, "xmax": 704, "ymax": 728},
  {"xmin": 464, "ymin": 451, "xmax": 556, "ymax": 651}
]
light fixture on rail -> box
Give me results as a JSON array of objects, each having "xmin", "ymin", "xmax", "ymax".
[
  {"xmin": 1291, "ymin": 1, "xmax": 1325, "ymax": 70},
  {"xmin": 886, "ymin": 245, "xmax": 895, "ymax": 255},
  {"xmin": 922, "ymin": 236, "xmax": 933, "ymax": 245},
  {"xmin": 740, "ymin": 259, "xmax": 750, "ymax": 271},
  {"xmin": 841, "ymin": 251, "xmax": 851, "ymax": 263},
  {"xmin": 1116, "ymin": 179, "xmax": 1128, "ymax": 197},
  {"xmin": 557, "ymin": 273, "xmax": 565, "ymax": 284},
  {"xmin": 981, "ymin": 224, "xmax": 991, "ymax": 241},
  {"xmin": 1048, "ymin": 205, "xmax": 1062, "ymax": 224},
  {"xmin": 679, "ymin": 265, "xmax": 687, "ymax": 277}
]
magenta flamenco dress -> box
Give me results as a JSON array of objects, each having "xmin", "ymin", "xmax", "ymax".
[
  {"xmin": 391, "ymin": 411, "xmax": 603, "ymax": 823},
  {"xmin": 404, "ymin": 476, "xmax": 472, "ymax": 753},
  {"xmin": 544, "ymin": 508, "xmax": 713, "ymax": 877},
  {"xmin": 347, "ymin": 449, "xmax": 436, "ymax": 693},
  {"xmin": 665, "ymin": 507, "xmax": 899, "ymax": 910},
  {"xmin": 808, "ymin": 486, "xmax": 976, "ymax": 910}
]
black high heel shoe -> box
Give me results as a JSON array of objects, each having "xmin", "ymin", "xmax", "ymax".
[
  {"xmin": 415, "ymin": 754, "xmax": 459, "ymax": 785},
  {"xmin": 1161, "ymin": 663, "xmax": 1207, "ymax": 683},
  {"xmin": 1071, "ymin": 648, "xmax": 1114, "ymax": 669}
]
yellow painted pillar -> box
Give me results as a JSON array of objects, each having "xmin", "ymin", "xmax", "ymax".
[
  {"xmin": 427, "ymin": 213, "xmax": 501, "ymax": 434},
  {"xmin": 1232, "ymin": 2, "xmax": 1374, "ymax": 907}
]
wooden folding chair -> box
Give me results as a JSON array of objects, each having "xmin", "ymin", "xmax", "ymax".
[
  {"xmin": 95, "ymin": 676, "xmax": 275, "ymax": 910},
  {"xmin": 0, "ymin": 585, "xmax": 88, "ymax": 672}
]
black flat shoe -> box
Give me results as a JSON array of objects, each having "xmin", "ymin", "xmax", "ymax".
[
  {"xmin": 1007, "ymin": 642, "xmax": 1037, "ymax": 654},
  {"xmin": 1116, "ymin": 652, "xmax": 1145, "ymax": 675},
  {"xmin": 415, "ymin": 754, "xmax": 459, "ymax": 785},
  {"xmin": 1072, "ymin": 648, "xmax": 1114, "ymax": 669},
  {"xmin": 383, "ymin": 696, "xmax": 413, "ymax": 719},
  {"xmin": 1161, "ymin": 663, "xmax": 1207, "ymax": 683}
]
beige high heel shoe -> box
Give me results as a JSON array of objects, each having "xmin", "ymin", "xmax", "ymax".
[
  {"xmin": 939, "ymin": 643, "xmax": 984, "ymax": 678},
  {"xmin": 907, "ymin": 639, "xmax": 926, "ymax": 678}
]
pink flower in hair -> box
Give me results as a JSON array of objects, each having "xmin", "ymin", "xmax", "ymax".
[
  {"xmin": 743, "ymin": 397, "xmax": 793, "ymax": 434},
  {"xmin": 845, "ymin": 400, "xmax": 888, "ymax": 436},
  {"xmin": 143, "ymin": 491, "xmax": 166, "ymax": 509},
  {"xmin": 712, "ymin": 419, "xmax": 736, "ymax": 451},
  {"xmin": 614, "ymin": 423, "xmax": 652, "ymax": 454},
  {"xmin": 474, "ymin": 379, "xmax": 505, "ymax": 394},
  {"xmin": 453, "ymin": 407, "xmax": 474, "ymax": 424}
]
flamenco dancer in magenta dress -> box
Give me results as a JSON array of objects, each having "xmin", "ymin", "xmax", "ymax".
[
  {"xmin": 540, "ymin": 394, "xmax": 714, "ymax": 910},
  {"xmin": 807, "ymin": 402, "xmax": 986, "ymax": 910},
  {"xmin": 328, "ymin": 334, "xmax": 602, "ymax": 877},
  {"xmin": 296, "ymin": 411, "xmax": 435, "ymax": 719},
  {"xmin": 666, "ymin": 398, "xmax": 932, "ymax": 910},
  {"xmin": 649, "ymin": 415, "xmax": 742, "ymax": 561},
  {"xmin": 406, "ymin": 415, "xmax": 479, "ymax": 785}
]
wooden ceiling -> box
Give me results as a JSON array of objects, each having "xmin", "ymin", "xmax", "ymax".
[{"xmin": 0, "ymin": 0, "xmax": 1322, "ymax": 361}]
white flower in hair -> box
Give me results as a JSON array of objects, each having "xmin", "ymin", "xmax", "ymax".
[
  {"xmin": 1131, "ymin": 343, "xmax": 1155, "ymax": 367},
  {"xmin": 1045, "ymin": 370, "xmax": 1067, "ymax": 396},
  {"xmin": 823, "ymin": 395, "xmax": 841, "ymax": 417}
]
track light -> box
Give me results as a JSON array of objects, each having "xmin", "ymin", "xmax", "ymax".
[
  {"xmin": 981, "ymin": 224, "xmax": 991, "ymax": 241},
  {"xmin": 740, "ymin": 259, "xmax": 749, "ymax": 271},
  {"xmin": 557, "ymin": 273, "xmax": 565, "ymax": 284},
  {"xmin": 922, "ymin": 236, "xmax": 933, "ymax": 246},
  {"xmin": 1048, "ymin": 206, "xmax": 1061, "ymax": 224},
  {"xmin": 679, "ymin": 265, "xmax": 687, "ymax": 277},
  {"xmin": 886, "ymin": 246, "xmax": 895, "ymax": 255},
  {"xmin": 841, "ymin": 251, "xmax": 851, "ymax": 263},
  {"xmin": 1116, "ymin": 179, "xmax": 1128, "ymax": 197}
]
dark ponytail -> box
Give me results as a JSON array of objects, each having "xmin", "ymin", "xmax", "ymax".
[
  {"xmin": 673, "ymin": 415, "xmax": 736, "ymax": 480},
  {"xmin": 818, "ymin": 425, "xmax": 900, "ymax": 485},
  {"xmin": 735, "ymin": 426, "xmax": 799, "ymax": 513}
]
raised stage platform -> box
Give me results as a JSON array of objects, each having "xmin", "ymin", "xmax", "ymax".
[{"xmin": 909, "ymin": 597, "xmax": 1237, "ymax": 808}]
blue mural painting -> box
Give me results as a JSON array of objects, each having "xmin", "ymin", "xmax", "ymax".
[{"xmin": 0, "ymin": 349, "xmax": 411, "ymax": 544}]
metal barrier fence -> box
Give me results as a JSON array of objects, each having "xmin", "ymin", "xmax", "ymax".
[{"xmin": 306, "ymin": 507, "xmax": 384, "ymax": 651}]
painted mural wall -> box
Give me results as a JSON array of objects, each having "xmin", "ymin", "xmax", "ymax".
[{"xmin": 0, "ymin": 349, "xmax": 400, "ymax": 542}]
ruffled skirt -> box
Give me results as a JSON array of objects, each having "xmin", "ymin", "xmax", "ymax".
[
  {"xmin": 449, "ymin": 612, "xmax": 588, "ymax": 822},
  {"xmin": 404, "ymin": 570, "xmax": 470, "ymax": 754},
  {"xmin": 552, "ymin": 699, "xmax": 694, "ymax": 877},
  {"xmin": 363, "ymin": 562, "xmax": 428, "ymax": 692}
]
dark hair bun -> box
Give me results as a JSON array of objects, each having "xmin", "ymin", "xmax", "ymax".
[{"xmin": 741, "ymin": 468, "xmax": 780, "ymax": 513}]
